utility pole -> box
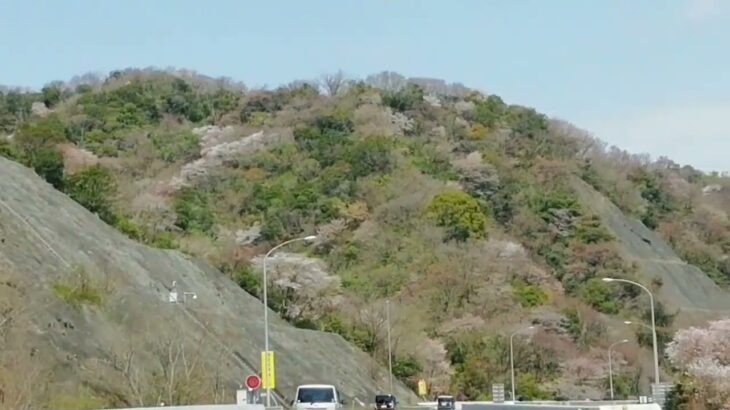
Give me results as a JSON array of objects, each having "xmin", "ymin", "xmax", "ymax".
[{"xmin": 386, "ymin": 299, "xmax": 393, "ymax": 394}]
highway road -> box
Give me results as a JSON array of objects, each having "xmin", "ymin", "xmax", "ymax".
[{"xmin": 464, "ymin": 404, "xmax": 603, "ymax": 410}]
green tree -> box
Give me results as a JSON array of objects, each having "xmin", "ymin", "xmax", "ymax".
[
  {"xmin": 381, "ymin": 83, "xmax": 424, "ymax": 112},
  {"xmin": 580, "ymin": 278, "xmax": 618, "ymax": 314},
  {"xmin": 30, "ymin": 146, "xmax": 65, "ymax": 189},
  {"xmin": 0, "ymin": 138, "xmax": 18, "ymax": 159},
  {"xmin": 392, "ymin": 355, "xmax": 422, "ymax": 381},
  {"xmin": 512, "ymin": 280, "xmax": 548, "ymax": 308},
  {"xmin": 516, "ymin": 373, "xmax": 552, "ymax": 400},
  {"xmin": 471, "ymin": 95, "xmax": 507, "ymax": 128},
  {"xmin": 174, "ymin": 188, "xmax": 214, "ymax": 234},
  {"xmin": 41, "ymin": 85, "xmax": 62, "ymax": 108},
  {"xmin": 151, "ymin": 130, "xmax": 200, "ymax": 163},
  {"xmin": 427, "ymin": 190, "xmax": 487, "ymax": 241},
  {"xmin": 14, "ymin": 115, "xmax": 66, "ymax": 154},
  {"xmin": 346, "ymin": 136, "xmax": 393, "ymax": 178},
  {"xmin": 65, "ymin": 165, "xmax": 118, "ymax": 224}
]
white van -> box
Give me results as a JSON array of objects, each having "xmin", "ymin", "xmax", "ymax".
[{"xmin": 293, "ymin": 384, "xmax": 344, "ymax": 410}]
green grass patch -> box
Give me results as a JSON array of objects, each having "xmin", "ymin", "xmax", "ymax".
[{"xmin": 52, "ymin": 268, "xmax": 105, "ymax": 308}]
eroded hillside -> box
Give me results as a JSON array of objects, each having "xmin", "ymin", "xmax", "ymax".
[{"xmin": 0, "ymin": 156, "xmax": 417, "ymax": 408}]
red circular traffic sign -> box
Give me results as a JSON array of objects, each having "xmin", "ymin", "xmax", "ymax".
[{"xmin": 245, "ymin": 374, "xmax": 261, "ymax": 390}]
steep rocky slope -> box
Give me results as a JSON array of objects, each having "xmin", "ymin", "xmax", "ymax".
[
  {"xmin": 572, "ymin": 178, "xmax": 730, "ymax": 326},
  {"xmin": 0, "ymin": 156, "xmax": 418, "ymax": 408}
]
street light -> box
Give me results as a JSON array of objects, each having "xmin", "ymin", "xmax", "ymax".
[
  {"xmin": 623, "ymin": 320, "xmax": 652, "ymax": 331},
  {"xmin": 510, "ymin": 325, "xmax": 535, "ymax": 402},
  {"xmin": 603, "ymin": 277, "xmax": 660, "ymax": 385},
  {"xmin": 608, "ymin": 339, "xmax": 629, "ymax": 400},
  {"xmin": 386, "ymin": 299, "xmax": 393, "ymax": 394},
  {"xmin": 262, "ymin": 235, "xmax": 317, "ymax": 406}
]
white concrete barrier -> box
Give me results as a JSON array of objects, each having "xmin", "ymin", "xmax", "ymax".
[{"xmin": 94, "ymin": 405, "xmax": 266, "ymax": 410}]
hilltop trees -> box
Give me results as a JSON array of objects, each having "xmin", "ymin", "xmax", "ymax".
[{"xmin": 320, "ymin": 70, "xmax": 349, "ymax": 96}]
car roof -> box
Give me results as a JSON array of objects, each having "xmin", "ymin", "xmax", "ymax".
[{"xmin": 297, "ymin": 384, "xmax": 336, "ymax": 389}]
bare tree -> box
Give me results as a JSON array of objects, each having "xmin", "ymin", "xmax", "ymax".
[
  {"xmin": 365, "ymin": 71, "xmax": 407, "ymax": 91},
  {"xmin": 106, "ymin": 333, "xmax": 218, "ymax": 407},
  {"xmin": 320, "ymin": 70, "xmax": 348, "ymax": 96}
]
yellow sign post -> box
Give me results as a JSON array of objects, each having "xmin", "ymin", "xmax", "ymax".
[
  {"xmin": 417, "ymin": 379, "xmax": 427, "ymax": 396},
  {"xmin": 261, "ymin": 351, "xmax": 276, "ymax": 389}
]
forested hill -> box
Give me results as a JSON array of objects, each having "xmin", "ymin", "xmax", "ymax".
[{"xmin": 1, "ymin": 68, "xmax": 729, "ymax": 402}]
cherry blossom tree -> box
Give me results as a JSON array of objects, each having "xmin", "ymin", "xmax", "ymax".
[{"xmin": 665, "ymin": 319, "xmax": 730, "ymax": 409}]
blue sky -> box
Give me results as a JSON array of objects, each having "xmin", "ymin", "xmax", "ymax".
[{"xmin": 1, "ymin": 0, "xmax": 728, "ymax": 171}]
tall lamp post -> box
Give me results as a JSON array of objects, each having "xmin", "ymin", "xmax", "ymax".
[
  {"xmin": 386, "ymin": 299, "xmax": 393, "ymax": 394},
  {"xmin": 608, "ymin": 339, "xmax": 629, "ymax": 400},
  {"xmin": 510, "ymin": 325, "xmax": 535, "ymax": 402},
  {"xmin": 262, "ymin": 235, "xmax": 317, "ymax": 406},
  {"xmin": 602, "ymin": 277, "xmax": 660, "ymax": 385},
  {"xmin": 623, "ymin": 320, "xmax": 651, "ymax": 331}
]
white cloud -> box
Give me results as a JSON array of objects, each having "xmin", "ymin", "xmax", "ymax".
[{"xmin": 588, "ymin": 103, "xmax": 730, "ymax": 172}]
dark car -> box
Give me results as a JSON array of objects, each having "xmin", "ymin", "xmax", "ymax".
[
  {"xmin": 436, "ymin": 395, "xmax": 454, "ymax": 410},
  {"xmin": 375, "ymin": 394, "xmax": 397, "ymax": 410}
]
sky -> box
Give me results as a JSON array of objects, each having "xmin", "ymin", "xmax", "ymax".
[{"xmin": 1, "ymin": 0, "xmax": 728, "ymax": 171}]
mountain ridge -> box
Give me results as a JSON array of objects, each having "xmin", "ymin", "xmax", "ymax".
[{"xmin": 2, "ymin": 68, "xmax": 730, "ymax": 405}]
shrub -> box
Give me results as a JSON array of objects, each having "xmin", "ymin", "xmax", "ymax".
[
  {"xmin": 293, "ymin": 126, "xmax": 349, "ymax": 166},
  {"xmin": 174, "ymin": 188, "xmax": 214, "ymax": 234},
  {"xmin": 560, "ymin": 307, "xmax": 606, "ymax": 349},
  {"xmin": 512, "ymin": 280, "xmax": 548, "ymax": 308},
  {"xmin": 315, "ymin": 114, "xmax": 354, "ymax": 133},
  {"xmin": 601, "ymin": 370, "xmax": 640, "ymax": 399},
  {"xmin": 114, "ymin": 216, "xmax": 144, "ymax": 240},
  {"xmin": 530, "ymin": 190, "xmax": 581, "ymax": 223},
  {"xmin": 574, "ymin": 215, "xmax": 613, "ymax": 244},
  {"xmin": 427, "ymin": 190, "xmax": 487, "ymax": 241},
  {"xmin": 240, "ymin": 94, "xmax": 282, "ymax": 122},
  {"xmin": 151, "ymin": 130, "xmax": 200, "ymax": 163},
  {"xmin": 580, "ymin": 278, "xmax": 618, "ymax": 314},
  {"xmin": 504, "ymin": 106, "xmax": 548, "ymax": 139},
  {"xmin": 65, "ymin": 164, "xmax": 117, "ymax": 224},
  {"xmin": 234, "ymin": 263, "xmax": 261, "ymax": 296},
  {"xmin": 381, "ymin": 83, "xmax": 424, "ymax": 112},
  {"xmin": 29, "ymin": 146, "xmax": 65, "ymax": 189},
  {"xmin": 14, "ymin": 116, "xmax": 68, "ymax": 187},
  {"xmin": 0, "ymin": 138, "xmax": 17, "ymax": 159},
  {"xmin": 346, "ymin": 136, "xmax": 393, "ymax": 178},
  {"xmin": 149, "ymin": 231, "xmax": 178, "ymax": 249},
  {"xmin": 41, "ymin": 85, "xmax": 62, "ymax": 108},
  {"xmin": 471, "ymin": 95, "xmax": 506, "ymax": 128},
  {"xmin": 516, "ymin": 373, "xmax": 553, "ymax": 400},
  {"xmin": 393, "ymin": 354, "xmax": 422, "ymax": 386}
]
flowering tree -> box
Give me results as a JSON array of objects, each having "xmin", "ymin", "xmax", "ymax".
[{"xmin": 665, "ymin": 319, "xmax": 730, "ymax": 409}]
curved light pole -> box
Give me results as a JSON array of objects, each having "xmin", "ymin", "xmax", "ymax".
[
  {"xmin": 608, "ymin": 339, "xmax": 629, "ymax": 400},
  {"xmin": 603, "ymin": 278, "xmax": 659, "ymax": 385},
  {"xmin": 510, "ymin": 325, "xmax": 535, "ymax": 402},
  {"xmin": 623, "ymin": 320, "xmax": 652, "ymax": 331},
  {"xmin": 262, "ymin": 235, "xmax": 317, "ymax": 406}
]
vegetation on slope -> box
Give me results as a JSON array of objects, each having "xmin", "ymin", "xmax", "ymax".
[{"xmin": 2, "ymin": 68, "xmax": 728, "ymax": 403}]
